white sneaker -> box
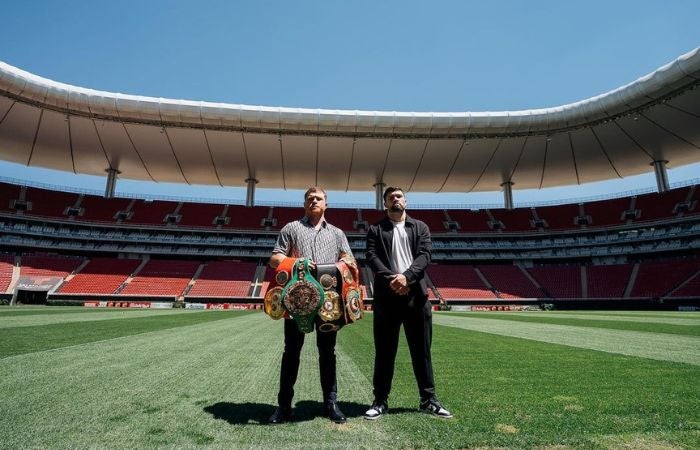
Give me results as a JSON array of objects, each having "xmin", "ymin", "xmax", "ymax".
[
  {"xmin": 364, "ymin": 401, "xmax": 388, "ymax": 420},
  {"xmin": 419, "ymin": 399, "xmax": 453, "ymax": 419}
]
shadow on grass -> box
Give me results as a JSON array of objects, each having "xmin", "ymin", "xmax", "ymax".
[{"xmin": 205, "ymin": 400, "xmax": 413, "ymax": 425}]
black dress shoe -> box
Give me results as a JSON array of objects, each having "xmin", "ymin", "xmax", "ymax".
[
  {"xmin": 325, "ymin": 402, "xmax": 347, "ymax": 424},
  {"xmin": 269, "ymin": 406, "xmax": 293, "ymax": 424}
]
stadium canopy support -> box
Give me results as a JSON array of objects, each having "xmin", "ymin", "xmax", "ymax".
[
  {"xmin": 652, "ymin": 160, "xmax": 670, "ymax": 193},
  {"xmin": 245, "ymin": 178, "xmax": 258, "ymax": 207},
  {"xmin": 501, "ymin": 181, "xmax": 514, "ymax": 210},
  {"xmin": 373, "ymin": 182, "xmax": 386, "ymax": 211},
  {"xmin": 104, "ymin": 168, "xmax": 120, "ymax": 199}
]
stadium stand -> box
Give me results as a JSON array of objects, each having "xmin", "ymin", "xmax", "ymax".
[
  {"xmin": 58, "ymin": 257, "xmax": 141, "ymax": 294},
  {"xmin": 447, "ymin": 209, "xmax": 491, "ymax": 233},
  {"xmin": 629, "ymin": 259, "xmax": 700, "ymax": 298},
  {"xmin": 24, "ymin": 187, "xmax": 78, "ymax": 219},
  {"xmin": 20, "ymin": 255, "xmax": 83, "ymax": 277},
  {"xmin": 0, "ymin": 254, "xmax": 14, "ymax": 292},
  {"xmin": 632, "ymin": 187, "xmax": 691, "ymax": 222},
  {"xmin": 223, "ymin": 205, "xmax": 270, "ymax": 229},
  {"xmin": 177, "ymin": 202, "xmax": 226, "ymax": 227},
  {"xmin": 534, "ymin": 203, "xmax": 582, "ymax": 230},
  {"xmin": 489, "ymin": 207, "xmax": 535, "ymax": 232},
  {"xmin": 586, "ymin": 264, "xmax": 633, "ymax": 298},
  {"xmin": 359, "ymin": 209, "xmax": 387, "ymax": 229},
  {"xmin": 668, "ymin": 269, "xmax": 700, "ymax": 297},
  {"xmin": 325, "ymin": 208, "xmax": 359, "ymax": 233},
  {"xmin": 270, "ymin": 206, "xmax": 300, "ymax": 230},
  {"xmin": 0, "ymin": 183, "xmax": 21, "ymax": 213},
  {"xmin": 126, "ymin": 200, "xmax": 179, "ymax": 225},
  {"xmin": 120, "ymin": 259, "xmax": 200, "ymax": 297},
  {"xmin": 186, "ymin": 260, "xmax": 257, "ymax": 297},
  {"xmin": 2, "ymin": 180, "xmax": 700, "ymax": 308},
  {"xmin": 528, "ymin": 265, "xmax": 582, "ymax": 298},
  {"xmin": 478, "ymin": 265, "xmax": 541, "ymax": 299},
  {"xmin": 77, "ymin": 196, "xmax": 133, "ymax": 222},
  {"xmin": 581, "ymin": 197, "xmax": 631, "ymax": 228},
  {"xmin": 427, "ymin": 264, "xmax": 497, "ymax": 300}
]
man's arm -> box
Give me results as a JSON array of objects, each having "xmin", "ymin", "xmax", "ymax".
[
  {"xmin": 270, "ymin": 224, "xmax": 292, "ymax": 269},
  {"xmin": 366, "ymin": 223, "xmax": 394, "ymax": 280},
  {"xmin": 269, "ymin": 252, "xmax": 286, "ymax": 269}
]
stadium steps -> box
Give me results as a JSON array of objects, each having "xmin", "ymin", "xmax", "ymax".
[
  {"xmin": 54, "ymin": 259, "xmax": 91, "ymax": 292},
  {"xmin": 5, "ymin": 256, "xmax": 21, "ymax": 295},
  {"xmin": 580, "ymin": 266, "xmax": 588, "ymax": 298},
  {"xmin": 250, "ymin": 263, "xmax": 268, "ymax": 297},
  {"xmin": 114, "ymin": 258, "xmax": 149, "ymax": 294},
  {"xmin": 623, "ymin": 263, "xmax": 641, "ymax": 298},
  {"xmin": 665, "ymin": 267, "xmax": 700, "ymax": 297},
  {"xmin": 181, "ymin": 262, "xmax": 206, "ymax": 296}
]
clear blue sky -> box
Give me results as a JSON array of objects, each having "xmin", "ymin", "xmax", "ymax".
[{"xmin": 1, "ymin": 0, "xmax": 699, "ymax": 207}]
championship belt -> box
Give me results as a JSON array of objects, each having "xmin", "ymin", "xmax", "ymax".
[
  {"xmin": 315, "ymin": 263, "xmax": 346, "ymax": 333},
  {"xmin": 281, "ymin": 258, "xmax": 324, "ymax": 333},
  {"xmin": 337, "ymin": 258, "xmax": 364, "ymax": 323},
  {"xmin": 263, "ymin": 257, "xmax": 296, "ymax": 320}
]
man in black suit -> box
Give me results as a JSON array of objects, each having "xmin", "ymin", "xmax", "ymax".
[{"xmin": 364, "ymin": 186, "xmax": 453, "ymax": 420}]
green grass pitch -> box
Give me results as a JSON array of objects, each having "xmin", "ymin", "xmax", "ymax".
[{"xmin": 1, "ymin": 307, "xmax": 699, "ymax": 449}]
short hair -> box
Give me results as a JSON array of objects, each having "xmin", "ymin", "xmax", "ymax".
[
  {"xmin": 304, "ymin": 186, "xmax": 327, "ymax": 202},
  {"xmin": 382, "ymin": 186, "xmax": 404, "ymax": 201}
]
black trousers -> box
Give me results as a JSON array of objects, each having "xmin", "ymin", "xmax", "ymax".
[
  {"xmin": 372, "ymin": 292, "xmax": 436, "ymax": 404},
  {"xmin": 277, "ymin": 318, "xmax": 338, "ymax": 408}
]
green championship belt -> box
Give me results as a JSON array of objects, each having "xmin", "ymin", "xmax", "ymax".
[{"xmin": 281, "ymin": 258, "xmax": 324, "ymax": 333}]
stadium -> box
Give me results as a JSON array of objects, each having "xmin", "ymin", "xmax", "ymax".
[{"xmin": 1, "ymin": 4, "xmax": 699, "ymax": 448}]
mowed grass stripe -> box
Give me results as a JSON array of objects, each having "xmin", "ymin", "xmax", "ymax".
[
  {"xmin": 545, "ymin": 310, "xmax": 700, "ymax": 319},
  {"xmin": 452, "ymin": 312, "xmax": 700, "ymax": 336},
  {"xmin": 517, "ymin": 311, "xmax": 700, "ymax": 326},
  {"xmin": 0, "ymin": 308, "xmax": 194, "ymax": 329},
  {"xmin": 338, "ymin": 317, "xmax": 700, "ymax": 449},
  {"xmin": 0, "ymin": 310, "xmax": 252, "ymax": 358},
  {"xmin": 0, "ymin": 313, "xmax": 393, "ymax": 449},
  {"xmin": 433, "ymin": 313, "xmax": 700, "ymax": 365}
]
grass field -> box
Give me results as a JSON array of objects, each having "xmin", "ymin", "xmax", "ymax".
[{"xmin": 1, "ymin": 307, "xmax": 699, "ymax": 449}]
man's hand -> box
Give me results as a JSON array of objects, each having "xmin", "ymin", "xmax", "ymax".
[{"xmin": 390, "ymin": 274, "xmax": 409, "ymax": 295}]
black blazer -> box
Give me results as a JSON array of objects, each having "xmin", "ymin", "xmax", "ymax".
[{"xmin": 366, "ymin": 215, "xmax": 432, "ymax": 298}]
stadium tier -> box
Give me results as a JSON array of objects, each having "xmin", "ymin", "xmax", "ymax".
[
  {"xmin": 0, "ymin": 254, "xmax": 14, "ymax": 292},
  {"xmin": 427, "ymin": 264, "xmax": 496, "ymax": 300},
  {"xmin": 57, "ymin": 258, "xmax": 141, "ymax": 294},
  {"xmin": 528, "ymin": 265, "xmax": 582, "ymax": 298},
  {"xmin": 586, "ymin": 264, "xmax": 633, "ymax": 298},
  {"xmin": 629, "ymin": 259, "xmax": 700, "ymax": 298},
  {"xmin": 477, "ymin": 265, "xmax": 541, "ymax": 299},
  {"xmin": 186, "ymin": 260, "xmax": 257, "ymax": 298},
  {"xmin": 120, "ymin": 259, "xmax": 200, "ymax": 297},
  {"xmin": 19, "ymin": 255, "xmax": 83, "ymax": 277},
  {"xmin": 1, "ymin": 181, "xmax": 700, "ymax": 307}
]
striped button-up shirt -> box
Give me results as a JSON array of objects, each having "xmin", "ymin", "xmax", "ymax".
[{"xmin": 273, "ymin": 216, "xmax": 352, "ymax": 264}]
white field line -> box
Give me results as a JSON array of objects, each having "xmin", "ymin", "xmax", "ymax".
[
  {"xmin": 433, "ymin": 314, "xmax": 700, "ymax": 366},
  {"xmin": 0, "ymin": 308, "xmax": 194, "ymax": 329}
]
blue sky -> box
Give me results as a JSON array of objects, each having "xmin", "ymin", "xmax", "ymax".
[{"xmin": 1, "ymin": 0, "xmax": 700, "ymax": 207}]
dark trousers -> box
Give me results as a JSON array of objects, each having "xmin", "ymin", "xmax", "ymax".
[
  {"xmin": 372, "ymin": 292, "xmax": 436, "ymax": 404},
  {"xmin": 277, "ymin": 318, "xmax": 338, "ymax": 408}
]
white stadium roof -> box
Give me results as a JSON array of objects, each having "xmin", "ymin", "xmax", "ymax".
[{"xmin": 1, "ymin": 47, "xmax": 699, "ymax": 200}]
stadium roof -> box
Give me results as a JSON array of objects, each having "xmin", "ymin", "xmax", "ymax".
[{"xmin": 1, "ymin": 48, "xmax": 699, "ymax": 199}]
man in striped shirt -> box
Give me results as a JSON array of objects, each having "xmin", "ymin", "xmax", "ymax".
[{"xmin": 268, "ymin": 186, "xmax": 353, "ymax": 424}]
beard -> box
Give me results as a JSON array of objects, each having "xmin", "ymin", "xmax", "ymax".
[{"xmin": 389, "ymin": 202, "xmax": 405, "ymax": 213}]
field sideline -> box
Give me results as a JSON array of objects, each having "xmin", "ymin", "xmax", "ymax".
[{"xmin": 1, "ymin": 307, "xmax": 698, "ymax": 449}]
